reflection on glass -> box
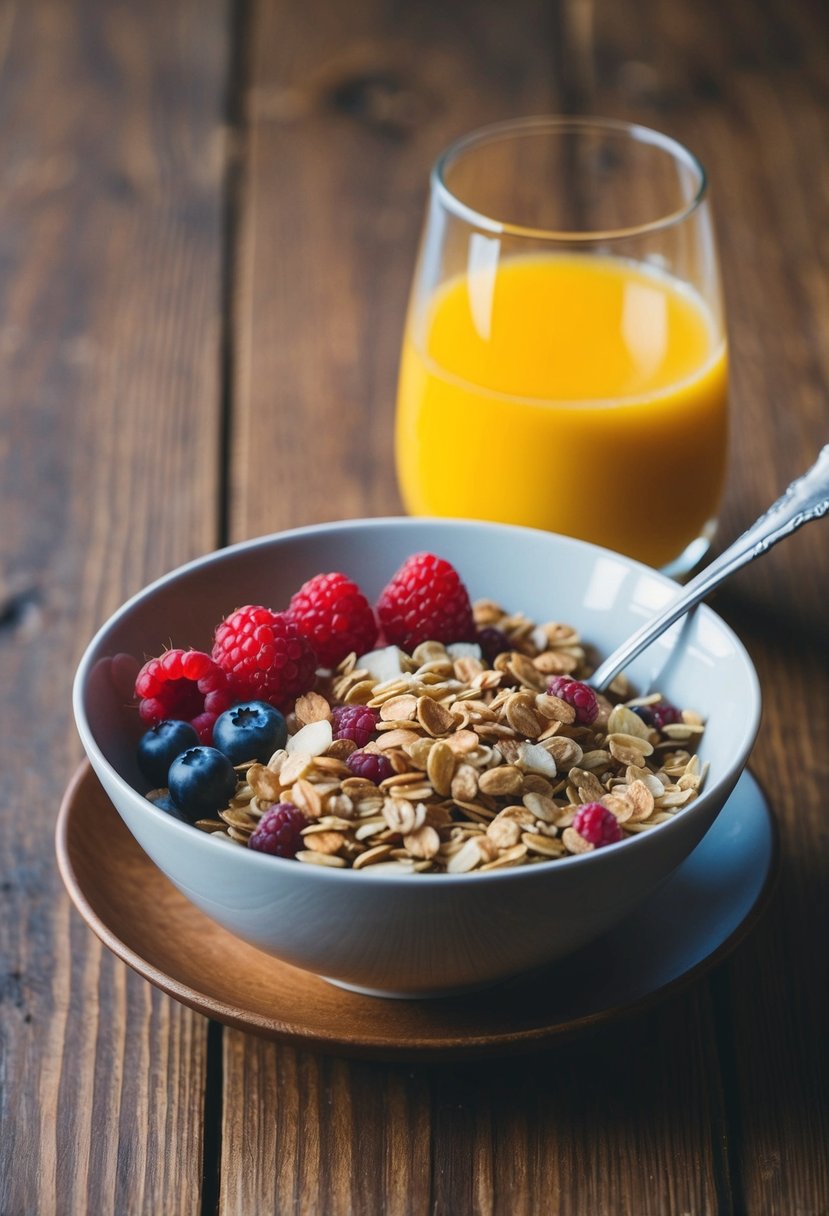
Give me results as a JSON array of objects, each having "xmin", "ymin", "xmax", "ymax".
[{"xmin": 396, "ymin": 117, "xmax": 729, "ymax": 575}]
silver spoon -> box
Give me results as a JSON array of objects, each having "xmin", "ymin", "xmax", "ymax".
[{"xmin": 589, "ymin": 445, "xmax": 829, "ymax": 692}]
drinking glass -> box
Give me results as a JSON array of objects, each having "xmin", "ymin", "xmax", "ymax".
[{"xmin": 395, "ymin": 116, "xmax": 728, "ymax": 574}]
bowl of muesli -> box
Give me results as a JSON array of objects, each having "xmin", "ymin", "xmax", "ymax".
[{"xmin": 73, "ymin": 517, "xmax": 761, "ymax": 997}]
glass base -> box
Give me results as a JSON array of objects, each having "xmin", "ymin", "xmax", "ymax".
[{"xmin": 660, "ymin": 518, "xmax": 718, "ymax": 581}]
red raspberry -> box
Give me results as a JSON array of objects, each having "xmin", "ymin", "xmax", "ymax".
[
  {"xmin": 547, "ymin": 676, "xmax": 599, "ymax": 726},
  {"xmin": 212, "ymin": 605, "xmax": 318, "ymax": 710},
  {"xmin": 332, "ymin": 705, "xmax": 378, "ymax": 748},
  {"xmin": 287, "ymin": 572, "xmax": 378, "ymax": 668},
  {"xmin": 347, "ymin": 750, "xmax": 393, "ymax": 784},
  {"xmin": 633, "ymin": 700, "xmax": 683, "ymax": 731},
  {"xmin": 134, "ymin": 649, "xmax": 234, "ymax": 744},
  {"xmin": 376, "ymin": 553, "xmax": 475, "ymax": 653},
  {"xmin": 572, "ymin": 802, "xmax": 623, "ymax": 848},
  {"xmin": 248, "ymin": 802, "xmax": 308, "ymax": 858}
]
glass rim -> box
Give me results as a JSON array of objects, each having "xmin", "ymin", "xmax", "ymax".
[{"xmin": 431, "ymin": 115, "xmax": 709, "ymax": 242}]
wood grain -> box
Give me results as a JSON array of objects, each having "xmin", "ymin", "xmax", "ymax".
[
  {"xmin": 219, "ymin": 0, "xmax": 769, "ymax": 1212},
  {"xmin": 581, "ymin": 2, "xmax": 829, "ymax": 1211},
  {"xmin": 0, "ymin": 1, "xmax": 229, "ymax": 1212},
  {"xmin": 219, "ymin": 998, "xmax": 732, "ymax": 1215},
  {"xmin": 229, "ymin": 0, "xmax": 558, "ymax": 539},
  {"xmin": 4, "ymin": 0, "xmax": 829, "ymax": 1212}
]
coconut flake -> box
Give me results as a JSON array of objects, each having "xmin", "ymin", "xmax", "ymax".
[
  {"xmin": 530, "ymin": 626, "xmax": 549, "ymax": 652},
  {"xmin": 516, "ymin": 741, "xmax": 558, "ymax": 778},
  {"xmin": 286, "ymin": 718, "xmax": 333, "ymax": 756},
  {"xmin": 446, "ymin": 642, "xmax": 483, "ymax": 661},
  {"xmin": 355, "ymin": 645, "xmax": 404, "ymax": 683}
]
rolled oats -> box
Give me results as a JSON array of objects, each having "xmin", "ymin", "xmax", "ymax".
[
  {"xmin": 403, "ymin": 824, "xmax": 441, "ymax": 860},
  {"xmin": 301, "ymin": 829, "xmax": 346, "ymax": 855},
  {"xmin": 480, "ymin": 843, "xmax": 529, "ymax": 871},
  {"xmin": 426, "ymin": 740, "xmax": 456, "ymax": 797},
  {"xmin": 522, "ymin": 832, "xmax": 567, "ymax": 858},
  {"xmin": 486, "ymin": 815, "xmax": 523, "ymax": 850},
  {"xmin": 352, "ymin": 844, "xmax": 396, "ymax": 869},
  {"xmin": 295, "ymin": 850, "xmax": 347, "ymax": 868},
  {"xmin": 196, "ymin": 597, "xmax": 707, "ymax": 875}
]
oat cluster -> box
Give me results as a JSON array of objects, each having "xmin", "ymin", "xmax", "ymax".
[{"xmin": 192, "ymin": 600, "xmax": 707, "ymax": 874}]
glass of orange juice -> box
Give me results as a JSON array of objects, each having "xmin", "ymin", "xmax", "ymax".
[{"xmin": 395, "ymin": 116, "xmax": 728, "ymax": 574}]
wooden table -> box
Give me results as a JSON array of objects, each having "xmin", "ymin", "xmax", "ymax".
[{"xmin": 3, "ymin": 0, "xmax": 828, "ymax": 1211}]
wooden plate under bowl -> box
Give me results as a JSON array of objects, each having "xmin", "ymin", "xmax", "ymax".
[{"xmin": 56, "ymin": 761, "xmax": 777, "ymax": 1061}]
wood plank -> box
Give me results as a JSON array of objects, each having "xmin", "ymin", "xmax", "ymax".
[
  {"xmin": 229, "ymin": 0, "xmax": 558, "ymax": 537},
  {"xmin": 583, "ymin": 0, "xmax": 829, "ymax": 1211},
  {"xmin": 221, "ymin": 993, "xmax": 730, "ymax": 1215},
  {"xmin": 224, "ymin": 1, "xmax": 731, "ymax": 1212},
  {"xmin": 0, "ymin": 1, "xmax": 229, "ymax": 1211}
]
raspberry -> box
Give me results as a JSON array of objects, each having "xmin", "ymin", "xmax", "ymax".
[
  {"xmin": 633, "ymin": 700, "xmax": 683, "ymax": 731},
  {"xmin": 287, "ymin": 572, "xmax": 378, "ymax": 668},
  {"xmin": 477, "ymin": 626, "xmax": 511, "ymax": 665},
  {"xmin": 134, "ymin": 649, "xmax": 234, "ymax": 743},
  {"xmin": 547, "ymin": 676, "xmax": 599, "ymax": 726},
  {"xmin": 376, "ymin": 553, "xmax": 476, "ymax": 653},
  {"xmin": 346, "ymin": 750, "xmax": 393, "ymax": 784},
  {"xmin": 332, "ymin": 705, "xmax": 378, "ymax": 748},
  {"xmin": 248, "ymin": 802, "xmax": 309, "ymax": 858},
  {"xmin": 211, "ymin": 605, "xmax": 318, "ymax": 710},
  {"xmin": 572, "ymin": 802, "xmax": 623, "ymax": 847}
]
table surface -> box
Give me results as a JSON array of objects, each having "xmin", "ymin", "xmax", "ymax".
[{"xmin": 3, "ymin": 0, "xmax": 828, "ymax": 1212}]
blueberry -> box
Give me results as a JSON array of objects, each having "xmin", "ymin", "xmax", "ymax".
[
  {"xmin": 167, "ymin": 746, "xmax": 238, "ymax": 822},
  {"xmin": 146, "ymin": 790, "xmax": 189, "ymax": 822},
  {"xmin": 137, "ymin": 719, "xmax": 200, "ymax": 787},
  {"xmin": 212, "ymin": 701, "xmax": 288, "ymax": 764}
]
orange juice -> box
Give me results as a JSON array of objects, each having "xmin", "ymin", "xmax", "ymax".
[{"xmin": 396, "ymin": 254, "xmax": 728, "ymax": 569}]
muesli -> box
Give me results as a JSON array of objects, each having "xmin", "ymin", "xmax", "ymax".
[{"xmin": 134, "ymin": 552, "xmax": 706, "ymax": 873}]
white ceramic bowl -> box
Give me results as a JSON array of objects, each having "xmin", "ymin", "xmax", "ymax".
[{"xmin": 73, "ymin": 518, "xmax": 761, "ymax": 998}]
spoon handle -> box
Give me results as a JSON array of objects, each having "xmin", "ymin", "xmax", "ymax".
[{"xmin": 589, "ymin": 444, "xmax": 829, "ymax": 692}]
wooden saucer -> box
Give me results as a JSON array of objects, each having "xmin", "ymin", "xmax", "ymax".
[{"xmin": 56, "ymin": 762, "xmax": 777, "ymax": 1061}]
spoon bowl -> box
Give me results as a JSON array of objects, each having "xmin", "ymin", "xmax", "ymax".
[{"xmin": 591, "ymin": 445, "xmax": 829, "ymax": 690}]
